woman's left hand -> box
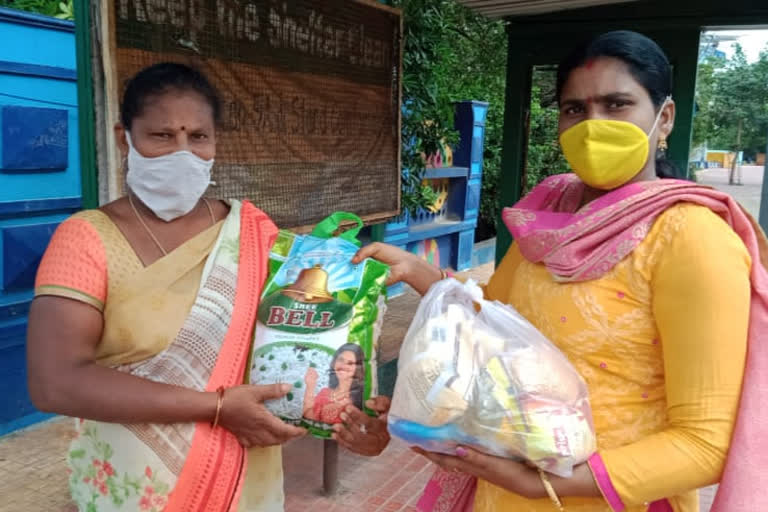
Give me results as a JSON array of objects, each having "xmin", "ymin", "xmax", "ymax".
[
  {"xmin": 332, "ymin": 397, "xmax": 391, "ymax": 456},
  {"xmin": 414, "ymin": 446, "xmax": 544, "ymax": 500}
]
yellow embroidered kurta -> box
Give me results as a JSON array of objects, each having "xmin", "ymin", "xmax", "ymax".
[{"xmin": 474, "ymin": 203, "xmax": 750, "ymax": 512}]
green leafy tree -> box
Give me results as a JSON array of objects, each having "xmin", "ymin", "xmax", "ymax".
[
  {"xmin": 431, "ymin": 4, "xmax": 508, "ymax": 238},
  {"xmin": 393, "ymin": 0, "xmax": 462, "ymax": 214},
  {"xmin": 692, "ymin": 57, "xmax": 721, "ymax": 149},
  {"xmin": 693, "ymin": 43, "xmax": 768, "ymax": 183},
  {"xmin": 525, "ymin": 69, "xmax": 570, "ymax": 192},
  {"xmin": 393, "ymin": 0, "xmax": 510, "ymax": 237},
  {"xmin": 55, "ymin": 0, "xmax": 73, "ymax": 20},
  {"xmin": 0, "ymin": 0, "xmax": 73, "ymax": 19}
]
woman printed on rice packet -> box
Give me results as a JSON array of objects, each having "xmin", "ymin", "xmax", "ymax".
[{"xmin": 303, "ymin": 343, "xmax": 365, "ymax": 424}]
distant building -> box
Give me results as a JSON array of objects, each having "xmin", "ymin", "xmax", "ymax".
[
  {"xmin": 699, "ymin": 47, "xmax": 726, "ymax": 61},
  {"xmin": 699, "ymin": 33, "xmax": 737, "ymax": 62}
]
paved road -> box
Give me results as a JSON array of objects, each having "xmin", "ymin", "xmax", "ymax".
[{"xmin": 695, "ymin": 166, "xmax": 764, "ymax": 220}]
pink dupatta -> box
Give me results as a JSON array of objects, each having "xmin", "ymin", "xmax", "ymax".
[{"xmin": 417, "ymin": 174, "xmax": 768, "ymax": 512}]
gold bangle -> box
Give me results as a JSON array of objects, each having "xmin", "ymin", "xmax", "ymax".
[
  {"xmin": 538, "ymin": 469, "xmax": 565, "ymax": 511},
  {"xmin": 439, "ymin": 268, "xmax": 447, "ymax": 280},
  {"xmin": 211, "ymin": 386, "xmax": 225, "ymax": 429}
]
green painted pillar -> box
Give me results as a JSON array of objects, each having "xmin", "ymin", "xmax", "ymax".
[
  {"xmin": 74, "ymin": 0, "xmax": 98, "ymax": 208},
  {"xmin": 666, "ymin": 29, "xmax": 700, "ymax": 179},
  {"xmin": 496, "ymin": 34, "xmax": 532, "ymax": 264}
]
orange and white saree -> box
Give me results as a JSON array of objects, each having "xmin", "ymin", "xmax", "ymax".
[{"xmin": 35, "ymin": 200, "xmax": 282, "ymax": 512}]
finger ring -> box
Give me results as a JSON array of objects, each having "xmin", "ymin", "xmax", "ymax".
[{"xmin": 359, "ymin": 424, "xmax": 367, "ymax": 434}]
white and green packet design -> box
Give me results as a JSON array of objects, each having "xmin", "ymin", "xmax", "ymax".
[{"xmin": 248, "ymin": 212, "xmax": 389, "ymax": 438}]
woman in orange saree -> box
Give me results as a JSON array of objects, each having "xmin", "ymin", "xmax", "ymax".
[{"xmin": 27, "ymin": 63, "xmax": 305, "ymax": 512}]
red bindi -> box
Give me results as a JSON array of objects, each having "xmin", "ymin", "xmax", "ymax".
[
  {"xmin": 585, "ymin": 59, "xmax": 595, "ymax": 69},
  {"xmin": 586, "ymin": 97, "xmax": 594, "ymax": 104}
]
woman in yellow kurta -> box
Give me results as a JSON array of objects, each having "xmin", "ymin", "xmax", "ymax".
[
  {"xmin": 471, "ymin": 201, "xmax": 749, "ymax": 512},
  {"xmin": 342, "ymin": 30, "xmax": 768, "ymax": 512}
]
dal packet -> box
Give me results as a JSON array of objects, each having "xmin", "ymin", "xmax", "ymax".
[{"xmin": 248, "ymin": 212, "xmax": 389, "ymax": 438}]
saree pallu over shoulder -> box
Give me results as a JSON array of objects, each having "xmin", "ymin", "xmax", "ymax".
[
  {"xmin": 65, "ymin": 201, "xmax": 279, "ymax": 512},
  {"xmin": 165, "ymin": 201, "xmax": 277, "ymax": 512}
]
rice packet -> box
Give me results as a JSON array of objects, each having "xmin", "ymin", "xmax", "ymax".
[{"xmin": 248, "ymin": 212, "xmax": 389, "ymax": 438}]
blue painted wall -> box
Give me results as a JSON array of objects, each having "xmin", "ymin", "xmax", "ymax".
[{"xmin": 0, "ymin": 7, "xmax": 81, "ymax": 435}]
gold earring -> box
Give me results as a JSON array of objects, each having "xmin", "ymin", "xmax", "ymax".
[{"xmin": 658, "ymin": 139, "xmax": 668, "ymax": 151}]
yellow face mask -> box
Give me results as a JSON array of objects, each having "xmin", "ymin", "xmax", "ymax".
[{"xmin": 558, "ymin": 99, "xmax": 669, "ymax": 190}]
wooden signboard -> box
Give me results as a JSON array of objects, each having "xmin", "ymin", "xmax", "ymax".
[{"xmin": 94, "ymin": 0, "xmax": 402, "ymax": 229}]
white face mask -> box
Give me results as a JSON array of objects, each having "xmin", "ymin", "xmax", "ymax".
[{"xmin": 125, "ymin": 132, "xmax": 214, "ymax": 222}]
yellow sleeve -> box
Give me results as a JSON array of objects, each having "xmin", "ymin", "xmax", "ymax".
[
  {"xmin": 483, "ymin": 243, "xmax": 525, "ymax": 301},
  {"xmin": 600, "ymin": 205, "xmax": 750, "ymax": 506}
]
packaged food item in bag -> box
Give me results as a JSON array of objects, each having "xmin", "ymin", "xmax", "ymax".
[
  {"xmin": 388, "ymin": 278, "xmax": 596, "ymax": 477},
  {"xmin": 249, "ymin": 213, "xmax": 388, "ymax": 438}
]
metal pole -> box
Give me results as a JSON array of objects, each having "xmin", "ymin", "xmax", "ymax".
[
  {"xmin": 759, "ymin": 131, "xmax": 768, "ymax": 234},
  {"xmin": 322, "ymin": 439, "xmax": 339, "ymax": 495}
]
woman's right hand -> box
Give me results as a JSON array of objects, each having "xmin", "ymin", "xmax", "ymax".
[
  {"xmin": 332, "ymin": 396, "xmax": 392, "ymax": 456},
  {"xmin": 353, "ymin": 242, "xmax": 443, "ymax": 296},
  {"xmin": 219, "ymin": 383, "xmax": 306, "ymax": 448}
]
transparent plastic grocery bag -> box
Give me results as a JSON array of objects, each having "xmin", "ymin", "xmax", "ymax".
[{"xmin": 388, "ymin": 278, "xmax": 596, "ymax": 477}]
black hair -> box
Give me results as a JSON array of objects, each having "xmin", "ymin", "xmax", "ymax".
[
  {"xmin": 328, "ymin": 343, "xmax": 365, "ymax": 410},
  {"xmin": 120, "ymin": 62, "xmax": 221, "ymax": 130},
  {"xmin": 556, "ymin": 31, "xmax": 677, "ymax": 178}
]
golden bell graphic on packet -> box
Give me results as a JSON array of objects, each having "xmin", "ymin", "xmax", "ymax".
[{"xmin": 281, "ymin": 264, "xmax": 335, "ymax": 304}]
